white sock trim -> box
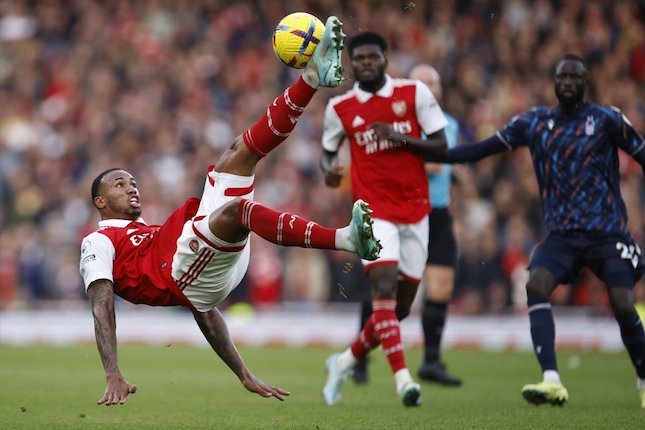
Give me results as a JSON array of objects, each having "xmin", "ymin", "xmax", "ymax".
[
  {"xmin": 334, "ymin": 226, "xmax": 355, "ymax": 252},
  {"xmin": 394, "ymin": 368, "xmax": 413, "ymax": 391},
  {"xmin": 543, "ymin": 370, "xmax": 561, "ymax": 384},
  {"xmin": 337, "ymin": 348, "xmax": 357, "ymax": 370},
  {"xmin": 637, "ymin": 378, "xmax": 645, "ymax": 390}
]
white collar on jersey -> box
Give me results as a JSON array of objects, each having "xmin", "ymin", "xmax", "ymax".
[
  {"xmin": 98, "ymin": 217, "xmax": 147, "ymax": 228},
  {"xmin": 353, "ymin": 74, "xmax": 394, "ymax": 103}
]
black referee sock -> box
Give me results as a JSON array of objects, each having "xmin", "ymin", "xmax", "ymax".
[
  {"xmin": 422, "ymin": 300, "xmax": 448, "ymax": 364},
  {"xmin": 616, "ymin": 310, "xmax": 645, "ymax": 379}
]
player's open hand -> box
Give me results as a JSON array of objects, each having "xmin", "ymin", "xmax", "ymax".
[
  {"xmin": 98, "ymin": 376, "xmax": 138, "ymax": 406},
  {"xmin": 241, "ymin": 373, "xmax": 290, "ymax": 401}
]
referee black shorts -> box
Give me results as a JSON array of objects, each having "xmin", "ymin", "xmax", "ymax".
[{"xmin": 427, "ymin": 207, "xmax": 457, "ymax": 268}]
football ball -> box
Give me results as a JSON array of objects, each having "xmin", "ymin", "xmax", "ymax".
[{"xmin": 272, "ymin": 12, "xmax": 325, "ymax": 69}]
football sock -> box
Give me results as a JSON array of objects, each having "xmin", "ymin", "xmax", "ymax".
[
  {"xmin": 615, "ymin": 310, "xmax": 645, "ymax": 378},
  {"xmin": 333, "ymin": 226, "xmax": 356, "ymax": 253},
  {"xmin": 394, "ymin": 368, "xmax": 414, "ymax": 390},
  {"xmin": 543, "ymin": 369, "xmax": 561, "ymax": 384},
  {"xmin": 350, "ymin": 314, "xmax": 380, "ymax": 359},
  {"xmin": 239, "ymin": 199, "xmax": 337, "ymax": 249},
  {"xmin": 373, "ymin": 299, "xmax": 407, "ymax": 373},
  {"xmin": 243, "ymin": 77, "xmax": 316, "ymax": 158},
  {"xmin": 337, "ymin": 348, "xmax": 358, "ymax": 371},
  {"xmin": 527, "ymin": 296, "xmax": 558, "ymax": 372},
  {"xmin": 422, "ymin": 300, "xmax": 447, "ymax": 364}
]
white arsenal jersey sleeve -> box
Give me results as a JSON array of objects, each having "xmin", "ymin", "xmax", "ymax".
[
  {"xmin": 79, "ymin": 231, "xmax": 115, "ymax": 291},
  {"xmin": 415, "ymin": 81, "xmax": 449, "ymax": 135}
]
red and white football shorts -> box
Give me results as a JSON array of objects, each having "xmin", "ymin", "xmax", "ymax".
[
  {"xmin": 363, "ymin": 217, "xmax": 429, "ymax": 284},
  {"xmin": 172, "ymin": 170, "xmax": 254, "ymax": 312}
]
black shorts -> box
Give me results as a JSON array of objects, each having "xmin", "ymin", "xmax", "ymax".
[
  {"xmin": 427, "ymin": 207, "xmax": 457, "ymax": 268},
  {"xmin": 530, "ymin": 231, "xmax": 644, "ymax": 288}
]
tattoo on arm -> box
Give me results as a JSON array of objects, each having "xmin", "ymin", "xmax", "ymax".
[
  {"xmin": 87, "ymin": 280, "xmax": 121, "ymax": 378},
  {"xmin": 192, "ymin": 308, "xmax": 247, "ymax": 380}
]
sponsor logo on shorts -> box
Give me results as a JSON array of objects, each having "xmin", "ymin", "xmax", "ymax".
[{"xmin": 189, "ymin": 239, "xmax": 199, "ymax": 253}]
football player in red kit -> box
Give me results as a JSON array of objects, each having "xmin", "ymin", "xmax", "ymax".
[
  {"xmin": 320, "ymin": 32, "xmax": 449, "ymax": 407},
  {"xmin": 79, "ymin": 17, "xmax": 381, "ymax": 406}
]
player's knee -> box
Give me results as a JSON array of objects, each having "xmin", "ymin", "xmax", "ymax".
[
  {"xmin": 608, "ymin": 288, "xmax": 635, "ymax": 318},
  {"xmin": 370, "ymin": 279, "xmax": 397, "ymax": 299},
  {"xmin": 525, "ymin": 271, "xmax": 551, "ymax": 298},
  {"xmin": 220, "ymin": 198, "xmax": 244, "ymax": 224},
  {"xmin": 208, "ymin": 198, "xmax": 248, "ymax": 242},
  {"xmin": 368, "ymin": 267, "xmax": 398, "ymax": 298}
]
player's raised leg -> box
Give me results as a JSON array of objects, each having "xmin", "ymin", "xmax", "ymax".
[
  {"xmin": 215, "ymin": 16, "xmax": 345, "ymax": 178},
  {"xmin": 203, "ymin": 197, "xmax": 380, "ymax": 261}
]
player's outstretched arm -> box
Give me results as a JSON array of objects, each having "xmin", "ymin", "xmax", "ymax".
[
  {"xmin": 87, "ymin": 280, "xmax": 137, "ymax": 406},
  {"xmin": 369, "ymin": 123, "xmax": 448, "ymax": 161},
  {"xmin": 320, "ymin": 149, "xmax": 345, "ymax": 188},
  {"xmin": 191, "ymin": 308, "xmax": 290, "ymax": 401}
]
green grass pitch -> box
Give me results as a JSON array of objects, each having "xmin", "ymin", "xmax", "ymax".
[{"xmin": 0, "ymin": 345, "xmax": 642, "ymax": 429}]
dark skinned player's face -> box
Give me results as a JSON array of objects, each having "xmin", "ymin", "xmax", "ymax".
[
  {"xmin": 94, "ymin": 170, "xmax": 142, "ymax": 220},
  {"xmin": 554, "ymin": 59, "xmax": 587, "ymax": 107},
  {"xmin": 350, "ymin": 44, "xmax": 387, "ymax": 85}
]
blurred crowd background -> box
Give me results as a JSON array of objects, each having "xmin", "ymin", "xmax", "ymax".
[{"xmin": 0, "ymin": 0, "xmax": 643, "ymax": 314}]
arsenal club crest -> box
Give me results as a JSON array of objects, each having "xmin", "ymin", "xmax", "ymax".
[
  {"xmin": 392, "ymin": 100, "xmax": 407, "ymax": 117},
  {"xmin": 189, "ymin": 239, "xmax": 199, "ymax": 253}
]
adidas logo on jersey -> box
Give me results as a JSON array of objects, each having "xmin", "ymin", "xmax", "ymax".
[{"xmin": 352, "ymin": 115, "xmax": 365, "ymax": 128}]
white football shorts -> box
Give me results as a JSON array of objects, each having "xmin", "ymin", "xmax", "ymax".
[
  {"xmin": 172, "ymin": 169, "xmax": 254, "ymax": 312},
  {"xmin": 362, "ymin": 216, "xmax": 429, "ymax": 284}
]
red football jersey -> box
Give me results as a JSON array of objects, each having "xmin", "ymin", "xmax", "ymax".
[
  {"xmin": 322, "ymin": 75, "xmax": 448, "ymax": 223},
  {"xmin": 80, "ymin": 198, "xmax": 200, "ymax": 307}
]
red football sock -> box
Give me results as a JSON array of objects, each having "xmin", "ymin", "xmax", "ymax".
[
  {"xmin": 373, "ymin": 299, "xmax": 407, "ymax": 373},
  {"xmin": 243, "ymin": 77, "xmax": 317, "ymax": 158},
  {"xmin": 350, "ymin": 314, "xmax": 380, "ymax": 359},
  {"xmin": 239, "ymin": 199, "xmax": 336, "ymax": 249}
]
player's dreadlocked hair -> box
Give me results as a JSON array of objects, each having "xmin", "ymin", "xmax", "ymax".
[
  {"xmin": 347, "ymin": 31, "xmax": 388, "ymax": 57},
  {"xmin": 91, "ymin": 167, "xmax": 122, "ymax": 204}
]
